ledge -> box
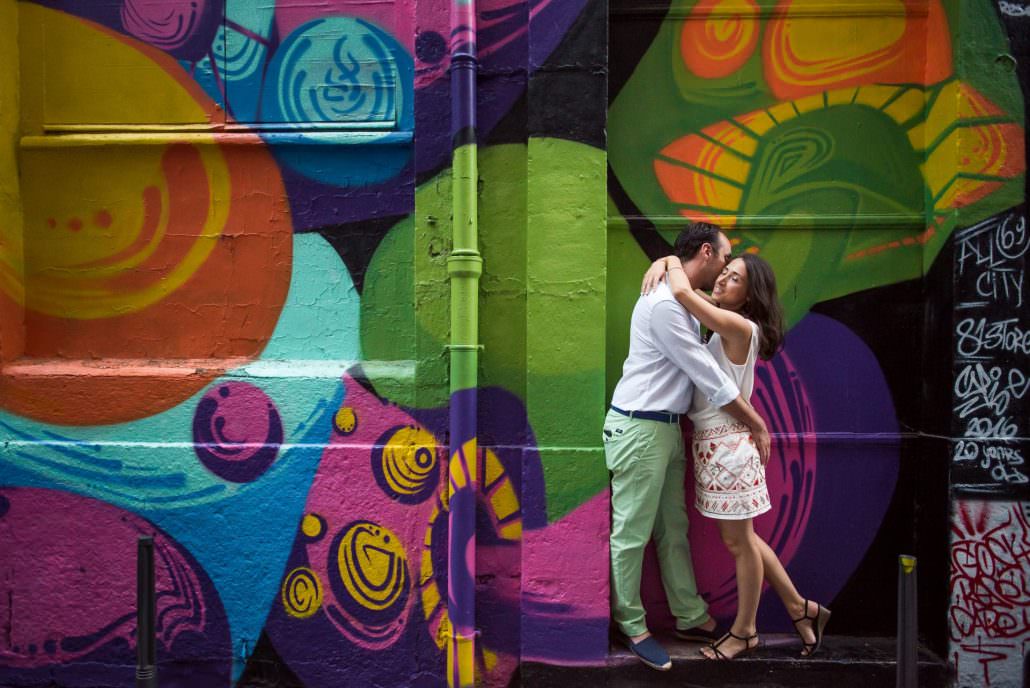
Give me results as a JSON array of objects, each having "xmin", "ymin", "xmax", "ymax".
[
  {"xmin": 611, "ymin": 1, "xmax": 925, "ymax": 18},
  {"xmin": 609, "ymin": 214, "xmax": 928, "ymax": 230},
  {"xmin": 524, "ymin": 635, "xmax": 951, "ymax": 688},
  {"xmin": 20, "ymin": 130, "xmax": 413, "ymax": 148},
  {"xmin": 0, "ymin": 358, "xmax": 416, "ymax": 381}
]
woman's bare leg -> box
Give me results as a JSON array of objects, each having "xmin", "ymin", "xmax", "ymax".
[
  {"xmin": 754, "ymin": 535, "xmax": 818, "ymax": 648},
  {"xmin": 701, "ymin": 518, "xmax": 762, "ymax": 659}
]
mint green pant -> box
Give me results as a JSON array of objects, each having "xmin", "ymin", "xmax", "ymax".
[{"xmin": 603, "ymin": 409, "xmax": 708, "ymax": 637}]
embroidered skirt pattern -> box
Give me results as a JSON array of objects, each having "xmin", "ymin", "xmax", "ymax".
[{"xmin": 692, "ymin": 421, "xmax": 771, "ymax": 520}]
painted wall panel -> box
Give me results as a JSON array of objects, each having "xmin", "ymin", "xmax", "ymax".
[{"xmin": 0, "ymin": 0, "xmax": 1027, "ymax": 686}]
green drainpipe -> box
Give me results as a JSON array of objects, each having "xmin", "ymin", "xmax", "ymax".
[{"xmin": 446, "ymin": 1, "xmax": 481, "ymax": 685}]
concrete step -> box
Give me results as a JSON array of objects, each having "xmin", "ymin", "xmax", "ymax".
[{"xmin": 521, "ymin": 635, "xmax": 952, "ymax": 687}]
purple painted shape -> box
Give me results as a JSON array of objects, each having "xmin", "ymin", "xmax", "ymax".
[
  {"xmin": 449, "ymin": 385, "xmax": 478, "ymax": 452},
  {"xmin": 412, "ymin": 0, "xmax": 591, "ymax": 181},
  {"xmin": 31, "ymin": 0, "xmax": 222, "ymax": 61},
  {"xmin": 281, "ymin": 160, "xmax": 415, "ymax": 232},
  {"xmin": 448, "ymin": 488, "xmax": 478, "ymax": 632},
  {"xmin": 0, "ymin": 487, "xmax": 230, "ymax": 687},
  {"xmin": 192, "ymin": 382, "xmax": 283, "ymax": 483},
  {"xmin": 121, "ymin": 0, "xmax": 221, "ymax": 59},
  {"xmin": 764, "ymin": 313, "xmax": 899, "ymax": 627}
]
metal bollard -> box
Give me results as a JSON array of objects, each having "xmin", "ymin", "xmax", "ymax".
[
  {"xmin": 896, "ymin": 555, "xmax": 917, "ymax": 688},
  {"xmin": 136, "ymin": 536, "xmax": 158, "ymax": 688}
]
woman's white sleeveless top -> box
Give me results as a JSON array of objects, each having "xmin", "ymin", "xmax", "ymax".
[{"xmin": 687, "ymin": 320, "xmax": 760, "ymax": 430}]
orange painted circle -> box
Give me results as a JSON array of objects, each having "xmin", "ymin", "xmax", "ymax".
[
  {"xmin": 0, "ymin": 140, "xmax": 292, "ymax": 425},
  {"xmin": 0, "ymin": 25, "xmax": 292, "ymax": 425},
  {"xmin": 681, "ymin": 0, "xmax": 759, "ymax": 79}
]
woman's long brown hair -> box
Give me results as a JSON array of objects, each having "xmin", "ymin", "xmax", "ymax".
[{"xmin": 738, "ymin": 253, "xmax": 784, "ymax": 360}]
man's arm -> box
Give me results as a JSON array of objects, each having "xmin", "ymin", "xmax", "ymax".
[{"xmin": 651, "ymin": 301, "xmax": 771, "ymax": 464}]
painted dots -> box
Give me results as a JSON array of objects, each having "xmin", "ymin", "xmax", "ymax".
[
  {"xmin": 334, "ymin": 406, "xmax": 358, "ymax": 435},
  {"xmin": 301, "ymin": 513, "xmax": 326, "ymax": 540},
  {"xmin": 47, "ymin": 210, "xmax": 113, "ymax": 232}
]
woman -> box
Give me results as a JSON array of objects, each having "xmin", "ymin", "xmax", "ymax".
[{"xmin": 641, "ymin": 252, "xmax": 830, "ymax": 660}]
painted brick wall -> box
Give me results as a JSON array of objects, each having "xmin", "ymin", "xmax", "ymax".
[{"xmin": 0, "ymin": 1, "xmax": 1027, "ymax": 687}]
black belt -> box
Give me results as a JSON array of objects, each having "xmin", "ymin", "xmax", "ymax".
[{"xmin": 611, "ymin": 406, "xmax": 681, "ymax": 424}]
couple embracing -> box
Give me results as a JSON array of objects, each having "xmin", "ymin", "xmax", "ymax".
[{"xmin": 603, "ymin": 222, "xmax": 831, "ymax": 670}]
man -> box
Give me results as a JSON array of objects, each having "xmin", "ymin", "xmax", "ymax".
[{"xmin": 604, "ymin": 222, "xmax": 771, "ymax": 670}]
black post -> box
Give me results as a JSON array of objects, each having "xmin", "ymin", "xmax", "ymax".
[
  {"xmin": 896, "ymin": 554, "xmax": 917, "ymax": 688},
  {"xmin": 136, "ymin": 536, "xmax": 158, "ymax": 688}
]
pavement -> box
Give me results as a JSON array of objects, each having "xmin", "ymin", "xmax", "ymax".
[{"xmin": 521, "ymin": 634, "xmax": 952, "ymax": 687}]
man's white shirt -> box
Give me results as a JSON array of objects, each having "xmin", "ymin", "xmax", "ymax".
[{"xmin": 610, "ymin": 281, "xmax": 738, "ymax": 415}]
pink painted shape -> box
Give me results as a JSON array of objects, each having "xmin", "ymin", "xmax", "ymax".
[
  {"xmin": 519, "ymin": 492, "xmax": 611, "ymax": 665},
  {"xmin": 0, "ymin": 488, "xmax": 207, "ymax": 667},
  {"xmin": 121, "ymin": 0, "xmax": 209, "ymax": 49},
  {"xmin": 523, "ymin": 492, "xmax": 610, "ymax": 616},
  {"xmin": 298, "ymin": 374, "xmax": 444, "ymax": 650}
]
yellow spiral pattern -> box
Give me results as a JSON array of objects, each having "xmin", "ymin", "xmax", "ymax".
[
  {"xmin": 282, "ymin": 567, "xmax": 323, "ymax": 619},
  {"xmin": 336, "ymin": 522, "xmax": 409, "ymax": 613},
  {"xmin": 379, "ymin": 426, "xmax": 439, "ymax": 499}
]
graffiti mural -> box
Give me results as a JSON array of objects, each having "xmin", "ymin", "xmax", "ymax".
[
  {"xmin": 0, "ymin": 0, "xmax": 1027, "ymax": 686},
  {"xmin": 947, "ymin": 4, "xmax": 1030, "ymax": 685},
  {"xmin": 951, "ymin": 500, "xmax": 1030, "ymax": 687},
  {"xmin": 1, "ymin": 0, "xmax": 608, "ymax": 686},
  {"xmin": 952, "ymin": 207, "xmax": 1029, "ymax": 495}
]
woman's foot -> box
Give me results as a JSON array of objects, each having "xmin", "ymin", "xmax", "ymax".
[
  {"xmin": 699, "ymin": 630, "xmax": 759, "ymax": 660},
  {"xmin": 791, "ymin": 599, "xmax": 831, "ymax": 657}
]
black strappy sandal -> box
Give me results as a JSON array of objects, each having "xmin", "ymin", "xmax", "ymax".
[
  {"xmin": 792, "ymin": 599, "xmax": 831, "ymax": 657},
  {"xmin": 700, "ymin": 630, "xmax": 759, "ymax": 660}
]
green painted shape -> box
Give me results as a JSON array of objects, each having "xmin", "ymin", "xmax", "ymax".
[
  {"xmin": 610, "ymin": 11, "xmax": 734, "ymax": 222},
  {"xmin": 948, "ymin": 0, "xmax": 1025, "ymax": 120},
  {"xmin": 479, "ymin": 144, "xmax": 528, "ymax": 400},
  {"xmin": 525, "ymin": 137, "xmax": 609, "ymax": 521},
  {"xmin": 539, "ymin": 448, "xmax": 608, "ymax": 524},
  {"xmin": 736, "ymin": 107, "xmax": 926, "ymax": 323},
  {"xmin": 362, "ymin": 140, "xmax": 609, "ymax": 522},
  {"xmin": 609, "ymin": 0, "xmax": 1025, "ymax": 320},
  {"xmin": 525, "ymin": 137, "xmax": 607, "ymax": 447},
  {"xmin": 605, "ymin": 206, "xmax": 652, "ymax": 405},
  {"xmin": 359, "ymin": 215, "xmax": 425, "ymax": 406}
]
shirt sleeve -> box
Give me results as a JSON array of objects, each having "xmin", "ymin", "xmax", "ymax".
[{"xmin": 650, "ymin": 300, "xmax": 739, "ymax": 408}]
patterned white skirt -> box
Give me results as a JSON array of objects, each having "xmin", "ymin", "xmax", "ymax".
[{"xmin": 692, "ymin": 421, "xmax": 771, "ymax": 520}]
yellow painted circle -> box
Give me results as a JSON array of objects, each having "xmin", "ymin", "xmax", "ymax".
[
  {"xmin": 378, "ymin": 426, "xmax": 438, "ymax": 498},
  {"xmin": 282, "ymin": 567, "xmax": 323, "ymax": 619},
  {"xmin": 334, "ymin": 407, "xmax": 357, "ymax": 434},
  {"xmin": 301, "ymin": 514, "xmax": 323, "ymax": 539},
  {"xmin": 335, "ymin": 521, "xmax": 408, "ymax": 613}
]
